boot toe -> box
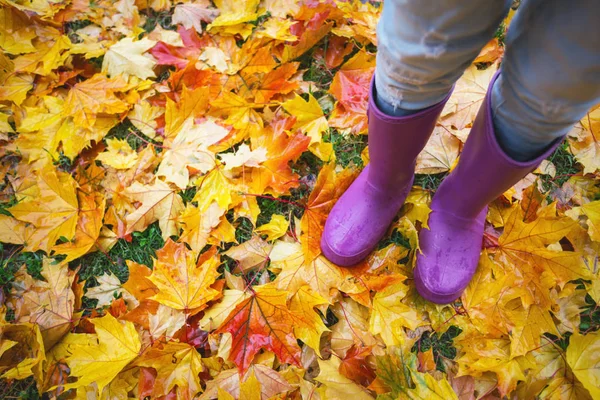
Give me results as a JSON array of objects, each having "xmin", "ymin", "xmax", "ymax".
[
  {"xmin": 414, "ymin": 208, "xmax": 486, "ymax": 304},
  {"xmin": 320, "ymin": 167, "xmax": 410, "ymax": 267},
  {"xmin": 320, "ymin": 234, "xmax": 371, "ymax": 267},
  {"xmin": 414, "ymin": 261, "xmax": 469, "ymax": 304}
]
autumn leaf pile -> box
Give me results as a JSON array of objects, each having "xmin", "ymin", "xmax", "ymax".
[{"xmin": 0, "ymin": 0, "xmax": 599, "ymax": 398}]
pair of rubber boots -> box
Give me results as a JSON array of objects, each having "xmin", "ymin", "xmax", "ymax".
[{"xmin": 321, "ymin": 71, "xmax": 561, "ymax": 304}]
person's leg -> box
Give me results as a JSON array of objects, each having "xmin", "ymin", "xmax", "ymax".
[
  {"xmin": 415, "ymin": 0, "xmax": 600, "ymax": 304},
  {"xmin": 376, "ymin": 0, "xmax": 511, "ymax": 116},
  {"xmin": 321, "ymin": 0, "xmax": 511, "ymax": 266},
  {"xmin": 491, "ymin": 0, "xmax": 600, "ymax": 161}
]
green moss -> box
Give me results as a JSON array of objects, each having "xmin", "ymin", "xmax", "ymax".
[
  {"xmin": 105, "ymin": 118, "xmax": 160, "ymax": 151},
  {"xmin": 540, "ymin": 142, "xmax": 581, "ymax": 194},
  {"xmin": 0, "ymin": 246, "xmax": 45, "ymax": 289},
  {"xmin": 411, "ymin": 325, "xmax": 462, "ymax": 372},
  {"xmin": 0, "ymin": 377, "xmax": 40, "ymax": 400},
  {"xmin": 414, "ymin": 172, "xmax": 448, "ymax": 192},
  {"xmin": 323, "ymin": 129, "xmax": 368, "ymax": 168},
  {"xmin": 73, "ymin": 223, "xmax": 165, "ymax": 285}
]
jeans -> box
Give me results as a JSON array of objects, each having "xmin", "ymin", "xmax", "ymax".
[{"xmin": 375, "ymin": 0, "xmax": 600, "ymax": 160}]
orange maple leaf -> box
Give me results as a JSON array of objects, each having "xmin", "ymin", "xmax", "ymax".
[{"xmin": 214, "ymin": 285, "xmax": 303, "ymax": 373}]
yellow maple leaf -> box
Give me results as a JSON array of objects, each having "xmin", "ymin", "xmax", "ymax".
[
  {"xmin": 84, "ymin": 272, "xmax": 122, "ymax": 307},
  {"xmin": 238, "ymin": 371, "xmax": 261, "ymax": 400},
  {"xmin": 289, "ymin": 286, "xmax": 330, "ymax": 356},
  {"xmin": 0, "ymin": 323, "xmax": 45, "ymax": 381},
  {"xmin": 272, "ymin": 241, "xmax": 345, "ymax": 303},
  {"xmin": 456, "ymin": 336, "xmax": 536, "ymax": 397},
  {"xmin": 96, "ymin": 138, "xmax": 139, "ymax": 170},
  {"xmin": 148, "ymin": 239, "xmax": 221, "ymax": 312},
  {"xmin": 210, "ymin": 91, "xmax": 263, "ymax": 135},
  {"xmin": 566, "ymin": 200, "xmax": 600, "ymax": 242},
  {"xmin": 164, "ymin": 86, "xmax": 211, "ymax": 139},
  {"xmin": 224, "ymin": 236, "xmax": 272, "ymax": 273},
  {"xmin": 172, "ymin": 2, "xmax": 219, "ymax": 33},
  {"xmin": 567, "ymin": 104, "xmax": 600, "ymax": 174},
  {"xmin": 441, "ymin": 64, "xmax": 497, "ymax": 130},
  {"xmin": 408, "ymin": 367, "xmax": 458, "ymax": 400},
  {"xmin": 282, "ymin": 93, "xmax": 328, "ymax": 146},
  {"xmin": 2, "ymin": 0, "xmax": 58, "ymax": 17},
  {"xmin": 8, "ymin": 164, "xmax": 79, "ymax": 252},
  {"xmin": 52, "ymin": 191, "xmax": 105, "ymax": 262},
  {"xmin": 461, "ymin": 252, "xmax": 513, "ymax": 337},
  {"xmin": 0, "ymin": 7, "xmax": 36, "ymax": 55},
  {"xmin": 330, "ymin": 297, "xmax": 381, "ymax": 358},
  {"xmin": 201, "ymin": 365, "xmax": 292, "ymax": 399},
  {"xmin": 505, "ymin": 300, "xmax": 558, "ymax": 358},
  {"xmin": 566, "ymin": 331, "xmax": 600, "ymax": 399},
  {"xmin": 220, "ymin": 143, "xmax": 267, "ymax": 170},
  {"xmin": 157, "ymin": 118, "xmax": 229, "ymax": 189},
  {"xmin": 13, "ymin": 35, "xmax": 71, "ymax": 76},
  {"xmin": 148, "ymin": 304, "xmax": 186, "ymax": 339},
  {"xmin": 415, "ymin": 125, "xmax": 461, "ymax": 174},
  {"xmin": 58, "ymin": 313, "xmax": 141, "ymax": 393},
  {"xmin": 63, "ymin": 73, "xmax": 130, "ymax": 129},
  {"xmin": 102, "ymin": 37, "xmax": 157, "ymax": 80},
  {"xmin": 496, "ymin": 205, "xmax": 590, "ymax": 305},
  {"xmin": 199, "ymin": 289, "xmax": 251, "ymax": 331},
  {"xmin": 18, "ymin": 259, "xmax": 79, "ymax": 350},
  {"xmin": 128, "ymin": 100, "xmax": 163, "ymax": 139},
  {"xmin": 370, "ymin": 282, "xmax": 423, "ymax": 348},
  {"xmin": 178, "ymin": 202, "xmax": 224, "ymax": 253},
  {"xmin": 136, "ymin": 341, "xmax": 204, "ymax": 399},
  {"xmin": 315, "ymin": 357, "xmax": 374, "ymax": 400},
  {"xmin": 124, "ymin": 179, "xmax": 184, "ymax": 239},
  {"xmin": 0, "ymin": 73, "xmax": 34, "ymax": 105},
  {"xmin": 256, "ymin": 18, "xmax": 298, "ymax": 41},
  {"xmin": 255, "ymin": 214, "xmax": 289, "ymax": 241},
  {"xmin": 53, "ymin": 115, "xmax": 119, "ymax": 160},
  {"xmin": 0, "ymin": 214, "xmax": 34, "ymax": 250},
  {"xmin": 209, "ymin": 0, "xmax": 260, "ymax": 28}
]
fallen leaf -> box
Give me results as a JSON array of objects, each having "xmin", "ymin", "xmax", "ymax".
[
  {"xmin": 566, "ymin": 331, "xmax": 600, "ymax": 399},
  {"xmin": 157, "ymin": 118, "xmax": 229, "ymax": 188},
  {"xmin": 19, "ymin": 259, "xmax": 78, "ymax": 350},
  {"xmin": 63, "ymin": 74, "xmax": 130, "ymax": 129},
  {"xmin": 566, "ymin": 200, "xmax": 600, "ymax": 242},
  {"xmin": 315, "ymin": 356, "xmax": 374, "ymax": 400},
  {"xmin": 255, "ymin": 214, "xmax": 289, "ymax": 241},
  {"xmin": 96, "ymin": 139, "xmax": 139, "ymax": 169},
  {"xmin": 85, "ymin": 272, "xmax": 122, "ymax": 307},
  {"xmin": 8, "ymin": 164, "xmax": 79, "ymax": 252},
  {"xmin": 567, "ymin": 105, "xmax": 600, "ymax": 174},
  {"xmin": 224, "ymin": 236, "xmax": 272, "ymax": 273},
  {"xmin": 441, "ymin": 64, "xmax": 497, "ymax": 130},
  {"xmin": 172, "ymin": 2, "xmax": 219, "ymax": 33},
  {"xmin": 137, "ymin": 341, "xmax": 203, "ymax": 399},
  {"xmin": 59, "ymin": 313, "xmax": 141, "ymax": 394},
  {"xmin": 213, "ymin": 284, "xmax": 304, "ymax": 373},
  {"xmin": 102, "ymin": 37, "xmax": 157, "ymax": 80},
  {"xmin": 124, "ymin": 179, "xmax": 184, "ymax": 239},
  {"xmin": 148, "ymin": 239, "xmax": 220, "ymax": 312}
]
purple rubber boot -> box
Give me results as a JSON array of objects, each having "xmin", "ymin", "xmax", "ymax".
[
  {"xmin": 415, "ymin": 71, "xmax": 563, "ymax": 304},
  {"xmin": 320, "ymin": 77, "xmax": 452, "ymax": 266}
]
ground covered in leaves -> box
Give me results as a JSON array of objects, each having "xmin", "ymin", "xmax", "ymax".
[{"xmin": 0, "ymin": 0, "xmax": 599, "ymax": 399}]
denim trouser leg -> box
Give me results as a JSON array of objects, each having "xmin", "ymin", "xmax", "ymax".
[
  {"xmin": 375, "ymin": 0, "xmax": 511, "ymax": 111},
  {"xmin": 492, "ymin": 0, "xmax": 600, "ymax": 159},
  {"xmin": 376, "ymin": 0, "xmax": 600, "ymax": 160}
]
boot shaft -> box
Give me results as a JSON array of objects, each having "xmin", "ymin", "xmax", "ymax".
[
  {"xmin": 433, "ymin": 71, "xmax": 563, "ymax": 219},
  {"xmin": 366, "ymin": 78, "xmax": 452, "ymax": 190}
]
